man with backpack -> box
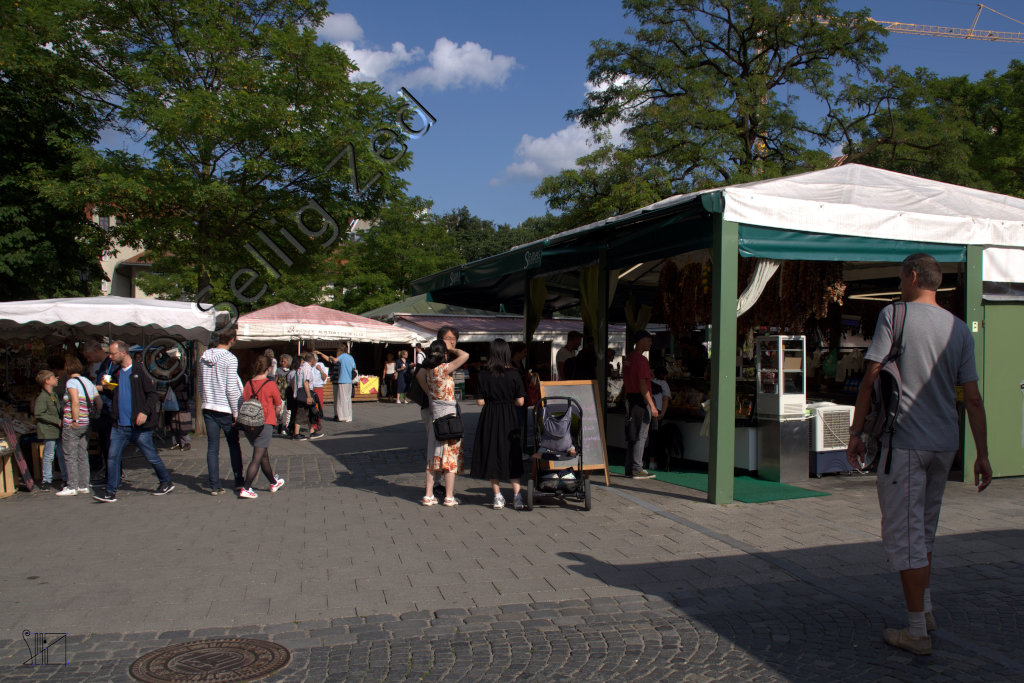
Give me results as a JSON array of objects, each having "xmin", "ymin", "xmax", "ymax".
[{"xmin": 847, "ymin": 253, "xmax": 992, "ymax": 656}]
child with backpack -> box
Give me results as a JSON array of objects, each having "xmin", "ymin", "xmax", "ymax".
[{"xmin": 238, "ymin": 355, "xmax": 284, "ymax": 499}]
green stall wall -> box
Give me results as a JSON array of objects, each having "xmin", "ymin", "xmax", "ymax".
[{"xmin": 983, "ymin": 303, "xmax": 1024, "ymax": 478}]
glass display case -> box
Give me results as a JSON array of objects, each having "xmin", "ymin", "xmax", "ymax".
[{"xmin": 755, "ymin": 335, "xmax": 806, "ymax": 417}]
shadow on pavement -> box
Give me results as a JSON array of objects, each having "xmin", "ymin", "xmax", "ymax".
[{"xmin": 557, "ymin": 529, "xmax": 1024, "ymax": 680}]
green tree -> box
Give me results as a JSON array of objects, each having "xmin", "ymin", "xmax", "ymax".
[
  {"xmin": 41, "ymin": 0, "xmax": 415, "ymax": 312},
  {"xmin": 332, "ymin": 196, "xmax": 460, "ymax": 313},
  {"xmin": 535, "ymin": 0, "xmax": 887, "ymax": 221},
  {"xmin": 846, "ymin": 61, "xmax": 1024, "ymax": 198},
  {"xmin": 0, "ymin": 1, "xmax": 109, "ymax": 299}
]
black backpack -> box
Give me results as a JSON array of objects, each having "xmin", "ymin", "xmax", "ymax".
[{"xmin": 863, "ymin": 302, "xmax": 906, "ymax": 474}]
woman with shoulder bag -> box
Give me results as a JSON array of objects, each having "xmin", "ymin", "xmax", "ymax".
[
  {"xmin": 238, "ymin": 356, "xmax": 285, "ymax": 499},
  {"xmin": 58, "ymin": 355, "xmax": 100, "ymax": 496},
  {"xmin": 421, "ymin": 339, "xmax": 469, "ymax": 507}
]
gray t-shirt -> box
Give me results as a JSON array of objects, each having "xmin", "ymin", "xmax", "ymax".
[{"xmin": 865, "ymin": 302, "xmax": 978, "ymax": 451}]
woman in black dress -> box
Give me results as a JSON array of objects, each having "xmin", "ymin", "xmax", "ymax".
[{"xmin": 470, "ymin": 338, "xmax": 526, "ymax": 510}]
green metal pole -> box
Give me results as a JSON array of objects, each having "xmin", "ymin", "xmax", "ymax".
[
  {"xmin": 962, "ymin": 245, "xmax": 984, "ymax": 482},
  {"xmin": 596, "ymin": 250, "xmax": 609, "ymax": 410},
  {"xmin": 709, "ymin": 216, "xmax": 738, "ymax": 504}
]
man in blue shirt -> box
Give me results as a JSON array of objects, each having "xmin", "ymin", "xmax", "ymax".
[
  {"xmin": 93, "ymin": 340, "xmax": 174, "ymax": 502},
  {"xmin": 318, "ymin": 344, "xmax": 357, "ymax": 423}
]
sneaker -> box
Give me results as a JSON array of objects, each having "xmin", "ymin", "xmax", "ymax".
[
  {"xmin": 632, "ymin": 470, "xmax": 655, "ymax": 479},
  {"xmin": 93, "ymin": 491, "xmax": 117, "ymax": 503},
  {"xmin": 55, "ymin": 486, "xmax": 77, "ymax": 497},
  {"xmin": 293, "ymin": 434, "xmax": 307, "ymax": 440},
  {"xmin": 925, "ymin": 612, "xmax": 937, "ymax": 632},
  {"xmin": 309, "ymin": 432, "xmax": 324, "ymax": 440},
  {"xmin": 442, "ymin": 496, "xmax": 460, "ymax": 507},
  {"xmin": 493, "ymin": 494, "xmax": 506, "ymax": 510},
  {"xmin": 76, "ymin": 487, "xmax": 90, "ymax": 494},
  {"xmin": 513, "ymin": 493, "xmax": 525, "ymax": 511},
  {"xmin": 270, "ymin": 477, "xmax": 286, "ymax": 493},
  {"xmin": 210, "ymin": 487, "xmax": 225, "ymax": 496},
  {"xmin": 38, "ymin": 481, "xmax": 52, "ymax": 491},
  {"xmin": 239, "ymin": 487, "xmax": 258, "ymax": 499},
  {"xmin": 882, "ymin": 627, "xmax": 932, "ymax": 655},
  {"xmin": 153, "ymin": 482, "xmax": 175, "ymax": 496}
]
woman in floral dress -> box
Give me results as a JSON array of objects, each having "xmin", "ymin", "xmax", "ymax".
[{"xmin": 421, "ymin": 339, "xmax": 468, "ymax": 506}]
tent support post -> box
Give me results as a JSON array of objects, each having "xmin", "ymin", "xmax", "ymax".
[
  {"xmin": 596, "ymin": 250, "xmax": 609, "ymax": 412},
  {"xmin": 709, "ymin": 216, "xmax": 738, "ymax": 505},
  {"xmin": 963, "ymin": 245, "xmax": 984, "ymax": 483}
]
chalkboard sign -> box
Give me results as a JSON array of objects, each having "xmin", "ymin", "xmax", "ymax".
[{"xmin": 539, "ymin": 381, "xmax": 610, "ymax": 485}]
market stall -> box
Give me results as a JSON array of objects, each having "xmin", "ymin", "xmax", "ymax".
[
  {"xmin": 413, "ymin": 164, "xmax": 1024, "ymax": 503},
  {"xmin": 0, "ymin": 296, "xmax": 222, "ymax": 494},
  {"xmin": 235, "ymin": 302, "xmax": 426, "ymax": 401}
]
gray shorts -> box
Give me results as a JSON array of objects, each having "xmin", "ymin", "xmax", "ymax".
[
  {"xmin": 243, "ymin": 423, "xmax": 274, "ymax": 448},
  {"xmin": 876, "ymin": 447, "xmax": 956, "ymax": 572}
]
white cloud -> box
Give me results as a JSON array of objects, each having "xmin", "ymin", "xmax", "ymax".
[
  {"xmin": 491, "ymin": 120, "xmax": 627, "ymax": 186},
  {"xmin": 318, "ymin": 13, "xmax": 363, "ymax": 42},
  {"xmin": 403, "ymin": 38, "xmax": 517, "ymax": 90},
  {"xmin": 338, "ymin": 40, "xmax": 423, "ymax": 82}
]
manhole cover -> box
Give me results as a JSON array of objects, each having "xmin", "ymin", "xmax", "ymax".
[{"xmin": 129, "ymin": 638, "xmax": 290, "ymax": 682}]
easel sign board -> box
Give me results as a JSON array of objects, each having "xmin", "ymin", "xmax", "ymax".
[{"xmin": 539, "ymin": 381, "xmax": 610, "ymax": 485}]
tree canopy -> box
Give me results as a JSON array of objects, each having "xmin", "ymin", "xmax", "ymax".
[
  {"xmin": 37, "ymin": 0, "xmax": 413, "ymax": 312},
  {"xmin": 845, "ymin": 60, "xmax": 1024, "ymax": 198},
  {"xmin": 534, "ymin": 0, "xmax": 887, "ymax": 222}
]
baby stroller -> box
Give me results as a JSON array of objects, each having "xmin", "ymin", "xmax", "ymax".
[{"xmin": 525, "ymin": 396, "xmax": 590, "ymax": 511}]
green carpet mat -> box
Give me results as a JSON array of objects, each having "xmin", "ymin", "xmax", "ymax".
[{"xmin": 608, "ymin": 465, "xmax": 829, "ymax": 503}]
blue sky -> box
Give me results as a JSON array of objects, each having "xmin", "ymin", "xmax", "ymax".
[{"xmin": 324, "ymin": 0, "xmax": 1023, "ymax": 227}]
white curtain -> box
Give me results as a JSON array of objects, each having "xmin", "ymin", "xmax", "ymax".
[{"xmin": 736, "ymin": 259, "xmax": 780, "ymax": 317}]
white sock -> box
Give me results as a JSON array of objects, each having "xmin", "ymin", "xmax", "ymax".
[
  {"xmin": 908, "ymin": 611, "xmax": 928, "ymax": 638},
  {"xmin": 923, "ymin": 588, "xmax": 933, "ymax": 614}
]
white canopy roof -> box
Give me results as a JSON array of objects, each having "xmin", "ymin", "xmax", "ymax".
[
  {"xmin": 0, "ymin": 296, "xmax": 221, "ymax": 342},
  {"xmin": 717, "ymin": 164, "xmax": 1024, "ymax": 247},
  {"xmin": 236, "ymin": 302, "xmax": 424, "ymax": 345}
]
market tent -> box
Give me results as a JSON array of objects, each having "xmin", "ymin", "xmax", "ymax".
[
  {"xmin": 390, "ymin": 313, "xmax": 639, "ymax": 345},
  {"xmin": 235, "ymin": 302, "xmax": 424, "ymax": 345},
  {"xmin": 412, "ymin": 164, "xmax": 1024, "ymax": 504},
  {"xmin": 0, "ymin": 296, "xmax": 222, "ymax": 342}
]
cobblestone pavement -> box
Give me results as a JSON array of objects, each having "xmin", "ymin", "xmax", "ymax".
[{"xmin": 1, "ymin": 401, "xmax": 1022, "ymax": 681}]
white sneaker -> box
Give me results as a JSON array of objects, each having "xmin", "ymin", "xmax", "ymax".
[
  {"xmin": 513, "ymin": 493, "xmax": 525, "ymax": 511},
  {"xmin": 270, "ymin": 477, "xmax": 285, "ymax": 493},
  {"xmin": 55, "ymin": 487, "xmax": 77, "ymax": 496},
  {"xmin": 76, "ymin": 487, "xmax": 90, "ymax": 493},
  {"xmin": 493, "ymin": 494, "xmax": 506, "ymax": 510},
  {"xmin": 239, "ymin": 488, "xmax": 258, "ymax": 499}
]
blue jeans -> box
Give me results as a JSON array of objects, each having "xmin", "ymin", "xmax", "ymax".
[
  {"xmin": 106, "ymin": 425, "xmax": 170, "ymax": 494},
  {"xmin": 40, "ymin": 439, "xmax": 56, "ymax": 483},
  {"xmin": 202, "ymin": 410, "xmax": 243, "ymax": 489}
]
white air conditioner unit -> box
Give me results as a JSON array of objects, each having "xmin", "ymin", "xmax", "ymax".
[{"xmin": 807, "ymin": 402, "xmax": 855, "ymax": 452}]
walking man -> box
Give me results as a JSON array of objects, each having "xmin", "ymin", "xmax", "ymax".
[
  {"xmin": 622, "ymin": 330, "xmax": 657, "ymax": 479},
  {"xmin": 555, "ymin": 330, "xmax": 582, "ymax": 380},
  {"xmin": 318, "ymin": 345, "xmax": 357, "ymax": 422},
  {"xmin": 847, "ymin": 253, "xmax": 991, "ymax": 655},
  {"xmin": 93, "ymin": 340, "xmax": 174, "ymax": 502},
  {"xmin": 199, "ymin": 327, "xmax": 244, "ymax": 494}
]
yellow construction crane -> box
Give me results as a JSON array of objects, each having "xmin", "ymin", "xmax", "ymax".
[{"xmin": 872, "ymin": 3, "xmax": 1024, "ymax": 43}]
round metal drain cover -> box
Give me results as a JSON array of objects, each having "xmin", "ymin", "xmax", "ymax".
[{"xmin": 129, "ymin": 638, "xmax": 290, "ymax": 682}]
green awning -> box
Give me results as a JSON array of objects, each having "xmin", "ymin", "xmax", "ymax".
[{"xmin": 738, "ymin": 225, "xmax": 967, "ymax": 262}]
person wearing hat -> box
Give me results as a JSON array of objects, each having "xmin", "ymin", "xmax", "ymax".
[{"xmin": 622, "ymin": 330, "xmax": 657, "ymax": 478}]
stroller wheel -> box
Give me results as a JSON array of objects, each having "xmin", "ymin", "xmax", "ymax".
[
  {"xmin": 526, "ymin": 478, "xmax": 534, "ymax": 511},
  {"xmin": 583, "ymin": 477, "xmax": 591, "ymax": 511}
]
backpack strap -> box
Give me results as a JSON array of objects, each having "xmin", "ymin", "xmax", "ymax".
[{"xmin": 881, "ymin": 302, "xmax": 907, "ymax": 475}]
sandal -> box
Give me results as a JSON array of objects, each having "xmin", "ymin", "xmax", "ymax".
[
  {"xmin": 421, "ymin": 496, "xmax": 437, "ymax": 506},
  {"xmin": 442, "ymin": 497, "xmax": 460, "ymax": 507}
]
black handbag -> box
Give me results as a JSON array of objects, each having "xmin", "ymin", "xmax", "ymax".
[{"xmin": 433, "ymin": 412, "xmax": 463, "ymax": 441}]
